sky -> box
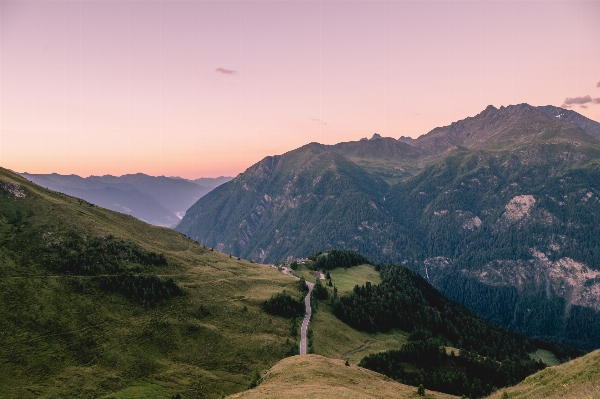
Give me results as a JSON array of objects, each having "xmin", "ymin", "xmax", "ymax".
[{"xmin": 1, "ymin": 1, "xmax": 599, "ymax": 178}]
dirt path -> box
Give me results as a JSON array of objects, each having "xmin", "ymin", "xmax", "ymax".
[{"xmin": 277, "ymin": 266, "xmax": 313, "ymax": 355}]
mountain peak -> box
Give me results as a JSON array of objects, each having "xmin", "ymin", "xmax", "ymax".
[
  {"xmin": 370, "ymin": 133, "xmax": 383, "ymax": 140},
  {"xmin": 413, "ymin": 103, "xmax": 600, "ymax": 155}
]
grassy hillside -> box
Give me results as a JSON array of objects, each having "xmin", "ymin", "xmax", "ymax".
[
  {"xmin": 486, "ymin": 349, "xmax": 600, "ymax": 399},
  {"xmin": 0, "ymin": 167, "xmax": 304, "ymax": 399},
  {"xmin": 228, "ymin": 355, "xmax": 459, "ymax": 399}
]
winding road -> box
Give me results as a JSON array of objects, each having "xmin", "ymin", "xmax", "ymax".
[{"xmin": 278, "ymin": 267, "xmax": 314, "ymax": 355}]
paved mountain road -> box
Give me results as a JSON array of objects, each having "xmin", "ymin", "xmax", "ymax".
[{"xmin": 277, "ymin": 266, "xmax": 314, "ymax": 355}]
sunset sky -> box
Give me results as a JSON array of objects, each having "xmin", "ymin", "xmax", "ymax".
[{"xmin": 1, "ymin": 1, "xmax": 599, "ymax": 178}]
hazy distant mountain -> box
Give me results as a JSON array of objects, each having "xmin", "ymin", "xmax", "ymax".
[
  {"xmin": 186, "ymin": 176, "xmax": 233, "ymax": 188},
  {"xmin": 20, "ymin": 173, "xmax": 215, "ymax": 226},
  {"xmin": 176, "ymin": 103, "xmax": 600, "ymax": 349}
]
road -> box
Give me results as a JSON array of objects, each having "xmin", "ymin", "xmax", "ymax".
[{"xmin": 278, "ymin": 266, "xmax": 314, "ymax": 355}]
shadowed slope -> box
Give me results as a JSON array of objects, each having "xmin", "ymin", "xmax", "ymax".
[{"xmin": 176, "ymin": 143, "xmax": 404, "ymax": 263}]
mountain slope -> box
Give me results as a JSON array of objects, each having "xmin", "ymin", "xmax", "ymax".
[
  {"xmin": 385, "ymin": 144, "xmax": 600, "ymax": 349},
  {"xmin": 0, "ymin": 167, "xmax": 305, "ymax": 399},
  {"xmin": 331, "ymin": 137, "xmax": 425, "ymax": 183},
  {"xmin": 176, "ymin": 143, "xmax": 410, "ymax": 263},
  {"xmin": 486, "ymin": 349, "xmax": 600, "ymax": 399}
]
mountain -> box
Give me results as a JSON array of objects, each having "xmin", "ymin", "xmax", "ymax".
[
  {"xmin": 187, "ymin": 176, "xmax": 234, "ymax": 188},
  {"xmin": 176, "ymin": 143, "xmax": 404, "ymax": 262},
  {"xmin": 20, "ymin": 173, "xmax": 214, "ymax": 226},
  {"xmin": 3, "ymin": 166, "xmax": 589, "ymax": 398},
  {"xmin": 0, "ymin": 167, "xmax": 304, "ymax": 398},
  {"xmin": 176, "ymin": 103, "xmax": 600, "ymax": 350}
]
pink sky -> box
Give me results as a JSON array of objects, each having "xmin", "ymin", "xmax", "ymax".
[{"xmin": 1, "ymin": 1, "xmax": 599, "ymax": 178}]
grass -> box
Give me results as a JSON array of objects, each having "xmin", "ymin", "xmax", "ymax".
[
  {"xmin": 486, "ymin": 349, "xmax": 600, "ymax": 399},
  {"xmin": 227, "ymin": 354, "xmax": 460, "ymax": 399},
  {"xmin": 529, "ymin": 349, "xmax": 560, "ymax": 367},
  {"xmin": 290, "ymin": 264, "xmax": 381, "ymax": 295},
  {"xmin": 0, "ymin": 167, "xmax": 305, "ymax": 399},
  {"xmin": 327, "ymin": 265, "xmax": 382, "ymax": 295},
  {"xmin": 310, "ymin": 300, "xmax": 408, "ymax": 365}
]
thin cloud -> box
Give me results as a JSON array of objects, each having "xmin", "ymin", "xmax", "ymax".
[
  {"xmin": 310, "ymin": 118, "xmax": 327, "ymax": 125},
  {"xmin": 561, "ymin": 95, "xmax": 600, "ymax": 108},
  {"xmin": 215, "ymin": 67, "xmax": 237, "ymax": 75},
  {"xmin": 597, "ymin": 81, "xmax": 600, "ymax": 88}
]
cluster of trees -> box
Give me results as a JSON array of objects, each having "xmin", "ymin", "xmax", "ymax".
[
  {"xmin": 308, "ymin": 249, "xmax": 369, "ymax": 270},
  {"xmin": 312, "ymin": 279, "xmax": 328, "ymax": 300},
  {"xmin": 262, "ymin": 291, "xmax": 304, "ymax": 319},
  {"xmin": 298, "ymin": 277, "xmax": 309, "ymax": 293},
  {"xmin": 333, "ymin": 263, "xmax": 553, "ymax": 396},
  {"xmin": 40, "ymin": 231, "xmax": 184, "ymax": 307},
  {"xmin": 335, "ymin": 265, "xmax": 534, "ymax": 358},
  {"xmin": 96, "ymin": 274, "xmax": 183, "ymax": 308},
  {"xmin": 359, "ymin": 337, "xmax": 544, "ymax": 398},
  {"xmin": 47, "ymin": 232, "xmax": 167, "ymax": 275}
]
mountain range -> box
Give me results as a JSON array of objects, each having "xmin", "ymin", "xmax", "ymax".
[
  {"xmin": 20, "ymin": 173, "xmax": 232, "ymax": 227},
  {"xmin": 176, "ymin": 103, "xmax": 600, "ymax": 350},
  {"xmin": 1, "ymin": 166, "xmax": 578, "ymax": 398}
]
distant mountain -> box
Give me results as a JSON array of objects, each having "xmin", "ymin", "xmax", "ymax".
[
  {"xmin": 20, "ymin": 173, "xmax": 214, "ymax": 226},
  {"xmin": 186, "ymin": 176, "xmax": 233, "ymax": 188},
  {"xmin": 176, "ymin": 104, "xmax": 600, "ymax": 349}
]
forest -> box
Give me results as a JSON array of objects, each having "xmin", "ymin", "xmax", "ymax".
[{"xmin": 331, "ymin": 262, "xmax": 579, "ymax": 397}]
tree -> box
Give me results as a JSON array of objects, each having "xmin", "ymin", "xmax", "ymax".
[
  {"xmin": 290, "ymin": 261, "xmax": 298, "ymax": 270},
  {"xmin": 312, "ymin": 278, "xmax": 328, "ymax": 300},
  {"xmin": 418, "ymin": 384, "xmax": 425, "ymax": 395},
  {"xmin": 299, "ymin": 277, "xmax": 309, "ymax": 293},
  {"xmin": 345, "ymin": 360, "xmax": 350, "ymax": 366}
]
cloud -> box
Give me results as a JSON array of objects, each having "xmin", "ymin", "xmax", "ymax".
[
  {"xmin": 310, "ymin": 118, "xmax": 327, "ymax": 125},
  {"xmin": 215, "ymin": 67, "xmax": 236, "ymax": 75},
  {"xmin": 580, "ymin": 105, "xmax": 588, "ymax": 109},
  {"xmin": 561, "ymin": 95, "xmax": 600, "ymax": 108},
  {"xmin": 597, "ymin": 81, "xmax": 600, "ymax": 88}
]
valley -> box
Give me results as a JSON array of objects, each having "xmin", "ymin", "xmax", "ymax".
[{"xmin": 3, "ymin": 104, "xmax": 600, "ymax": 398}]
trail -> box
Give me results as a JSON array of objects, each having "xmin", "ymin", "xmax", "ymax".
[{"xmin": 277, "ymin": 266, "xmax": 314, "ymax": 355}]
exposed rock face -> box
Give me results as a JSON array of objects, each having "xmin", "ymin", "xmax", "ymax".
[
  {"xmin": 475, "ymin": 252, "xmax": 600, "ymax": 311},
  {"xmin": 0, "ymin": 181, "xmax": 26, "ymax": 198},
  {"xmin": 503, "ymin": 195, "xmax": 536, "ymax": 222}
]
